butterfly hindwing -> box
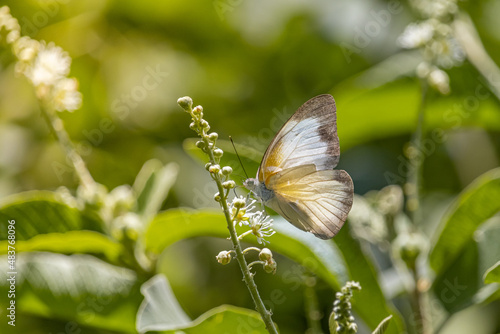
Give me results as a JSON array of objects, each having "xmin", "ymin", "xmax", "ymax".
[
  {"xmin": 258, "ymin": 94, "xmax": 340, "ymax": 184},
  {"xmin": 266, "ymin": 165, "xmax": 353, "ymax": 239}
]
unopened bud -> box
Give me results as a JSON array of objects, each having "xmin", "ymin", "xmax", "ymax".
[
  {"xmin": 223, "ymin": 180, "xmax": 236, "ymax": 189},
  {"xmin": 209, "ymin": 165, "xmax": 221, "ymax": 174},
  {"xmin": 263, "ymin": 259, "xmax": 277, "ymax": 274},
  {"xmin": 216, "ymin": 250, "xmax": 231, "ymax": 265},
  {"xmin": 222, "ymin": 166, "xmax": 233, "ymax": 175},
  {"xmin": 214, "ymin": 192, "xmax": 221, "ymax": 202},
  {"xmin": 208, "ymin": 132, "xmax": 218, "ymax": 141},
  {"xmin": 177, "ymin": 96, "xmax": 193, "ymax": 111},
  {"xmin": 259, "ymin": 248, "xmax": 273, "ymax": 261},
  {"xmin": 196, "ymin": 140, "xmax": 205, "ymax": 149},
  {"xmin": 214, "ymin": 148, "xmax": 223, "ymax": 158}
]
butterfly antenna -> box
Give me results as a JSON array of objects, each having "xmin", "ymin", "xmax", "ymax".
[{"xmin": 229, "ymin": 136, "xmax": 249, "ymax": 179}]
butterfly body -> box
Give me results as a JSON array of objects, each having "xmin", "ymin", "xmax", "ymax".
[{"xmin": 244, "ymin": 95, "xmax": 354, "ymax": 240}]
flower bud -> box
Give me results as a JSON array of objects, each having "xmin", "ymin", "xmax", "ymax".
[
  {"xmin": 233, "ymin": 197, "xmax": 246, "ymax": 209},
  {"xmin": 214, "ymin": 148, "xmax": 223, "ymax": 158},
  {"xmin": 263, "ymin": 259, "xmax": 277, "ymax": 274},
  {"xmin": 201, "ymin": 120, "xmax": 210, "ymax": 130},
  {"xmin": 216, "ymin": 251, "xmax": 231, "ymax": 265},
  {"xmin": 177, "ymin": 96, "xmax": 193, "ymax": 111},
  {"xmin": 193, "ymin": 105, "xmax": 203, "ymax": 116},
  {"xmin": 222, "ymin": 166, "xmax": 233, "ymax": 175},
  {"xmin": 223, "ymin": 180, "xmax": 236, "ymax": 189},
  {"xmin": 214, "ymin": 192, "xmax": 221, "ymax": 202},
  {"xmin": 189, "ymin": 122, "xmax": 196, "ymax": 131},
  {"xmin": 208, "ymin": 132, "xmax": 218, "ymax": 141},
  {"xmin": 209, "ymin": 165, "xmax": 220, "ymax": 174},
  {"xmin": 196, "ymin": 140, "xmax": 205, "ymax": 149},
  {"xmin": 259, "ymin": 248, "xmax": 273, "ymax": 261},
  {"xmin": 205, "ymin": 162, "xmax": 212, "ymax": 171}
]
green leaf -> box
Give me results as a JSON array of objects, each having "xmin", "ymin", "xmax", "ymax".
[
  {"xmin": 0, "ymin": 252, "xmax": 142, "ymax": 333},
  {"xmin": 134, "ymin": 160, "xmax": 179, "ymax": 221},
  {"xmin": 162, "ymin": 305, "xmax": 270, "ymax": 334},
  {"xmin": 145, "ymin": 209, "xmax": 347, "ymax": 289},
  {"xmin": 372, "ymin": 315, "xmax": 393, "ymax": 334},
  {"xmin": 430, "ymin": 167, "xmax": 500, "ymax": 276},
  {"xmin": 334, "ymin": 223, "xmax": 405, "ymax": 334},
  {"xmin": 136, "ymin": 274, "xmax": 191, "ymax": 333},
  {"xmin": 0, "ymin": 230, "xmax": 123, "ymax": 262},
  {"xmin": 484, "ymin": 261, "xmax": 500, "ymax": 284},
  {"xmin": 432, "ymin": 218, "xmax": 500, "ymax": 312},
  {"xmin": 0, "ymin": 191, "xmax": 104, "ymax": 240},
  {"xmin": 145, "ymin": 209, "xmax": 405, "ymax": 334}
]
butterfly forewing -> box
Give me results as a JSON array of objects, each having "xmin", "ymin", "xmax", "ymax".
[{"xmin": 258, "ymin": 94, "xmax": 340, "ymax": 184}]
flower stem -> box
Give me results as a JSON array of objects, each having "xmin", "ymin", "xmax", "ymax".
[
  {"xmin": 407, "ymin": 80, "xmax": 428, "ymax": 226},
  {"xmin": 201, "ymin": 135, "xmax": 279, "ymax": 334},
  {"xmin": 40, "ymin": 105, "xmax": 95, "ymax": 191}
]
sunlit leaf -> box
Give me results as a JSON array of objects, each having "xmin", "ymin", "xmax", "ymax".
[
  {"xmin": 0, "ymin": 230, "xmax": 123, "ymax": 262},
  {"xmin": 0, "ymin": 191, "xmax": 104, "ymax": 240},
  {"xmin": 484, "ymin": 261, "xmax": 500, "ymax": 284},
  {"xmin": 430, "ymin": 168, "xmax": 500, "ymax": 276},
  {"xmin": 136, "ymin": 274, "xmax": 190, "ymax": 333},
  {"xmin": 0, "ymin": 253, "xmax": 142, "ymax": 333}
]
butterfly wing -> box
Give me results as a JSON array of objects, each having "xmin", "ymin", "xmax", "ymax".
[
  {"xmin": 257, "ymin": 94, "xmax": 340, "ymax": 184},
  {"xmin": 266, "ymin": 164, "xmax": 353, "ymax": 239}
]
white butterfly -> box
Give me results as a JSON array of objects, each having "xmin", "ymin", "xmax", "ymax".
[{"xmin": 244, "ymin": 95, "xmax": 354, "ymax": 239}]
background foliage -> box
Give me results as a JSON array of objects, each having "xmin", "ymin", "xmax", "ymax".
[{"xmin": 0, "ymin": 0, "xmax": 500, "ymax": 333}]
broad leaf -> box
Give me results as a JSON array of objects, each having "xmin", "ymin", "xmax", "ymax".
[
  {"xmin": 484, "ymin": 261, "xmax": 500, "ymax": 284},
  {"xmin": 136, "ymin": 274, "xmax": 190, "ymax": 333},
  {"xmin": 0, "ymin": 191, "xmax": 104, "ymax": 240},
  {"xmin": 372, "ymin": 315, "xmax": 393, "ymax": 334},
  {"xmin": 430, "ymin": 168, "xmax": 500, "ymax": 276},
  {"xmin": 0, "ymin": 230, "xmax": 123, "ymax": 262},
  {"xmin": 144, "ymin": 209, "xmax": 404, "ymax": 334},
  {"xmin": 135, "ymin": 160, "xmax": 179, "ymax": 222},
  {"xmin": 0, "ymin": 253, "xmax": 142, "ymax": 333}
]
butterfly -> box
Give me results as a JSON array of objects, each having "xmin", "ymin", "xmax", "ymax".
[{"xmin": 244, "ymin": 94, "xmax": 354, "ymax": 239}]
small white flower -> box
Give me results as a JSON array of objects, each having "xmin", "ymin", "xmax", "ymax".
[
  {"xmin": 397, "ymin": 22, "xmax": 434, "ymax": 49},
  {"xmin": 0, "ymin": 6, "xmax": 20, "ymax": 44},
  {"xmin": 428, "ymin": 68, "xmax": 450, "ymax": 94},
  {"xmin": 248, "ymin": 211, "xmax": 275, "ymax": 244},
  {"xmin": 27, "ymin": 42, "xmax": 71, "ymax": 86},
  {"xmin": 52, "ymin": 77, "xmax": 82, "ymax": 112}
]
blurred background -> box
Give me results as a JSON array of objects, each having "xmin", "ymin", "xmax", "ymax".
[{"xmin": 1, "ymin": 0, "xmax": 500, "ymax": 333}]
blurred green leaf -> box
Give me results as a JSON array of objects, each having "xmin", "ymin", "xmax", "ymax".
[
  {"xmin": 372, "ymin": 315, "xmax": 393, "ymax": 334},
  {"xmin": 484, "ymin": 261, "xmax": 500, "ymax": 284},
  {"xmin": 429, "ymin": 168, "xmax": 500, "ymax": 276},
  {"xmin": 144, "ymin": 209, "xmax": 346, "ymax": 289},
  {"xmin": 334, "ymin": 224, "xmax": 405, "ymax": 334},
  {"xmin": 0, "ymin": 253, "xmax": 142, "ymax": 333},
  {"xmin": 0, "ymin": 230, "xmax": 123, "ymax": 262},
  {"xmin": 134, "ymin": 160, "xmax": 179, "ymax": 221},
  {"xmin": 432, "ymin": 219, "xmax": 500, "ymax": 312},
  {"xmin": 0, "ymin": 191, "xmax": 104, "ymax": 240},
  {"xmin": 136, "ymin": 274, "xmax": 190, "ymax": 333},
  {"xmin": 162, "ymin": 305, "xmax": 270, "ymax": 334},
  {"xmin": 144, "ymin": 209, "xmax": 404, "ymax": 333}
]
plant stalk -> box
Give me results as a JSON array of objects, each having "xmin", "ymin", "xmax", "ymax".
[
  {"xmin": 40, "ymin": 105, "xmax": 95, "ymax": 191},
  {"xmin": 201, "ymin": 135, "xmax": 279, "ymax": 334}
]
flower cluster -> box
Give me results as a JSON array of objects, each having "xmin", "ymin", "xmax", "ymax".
[
  {"xmin": 0, "ymin": 6, "xmax": 82, "ymax": 112},
  {"xmin": 329, "ymin": 281, "xmax": 362, "ymax": 334},
  {"xmin": 397, "ymin": 0, "xmax": 465, "ymax": 94},
  {"xmin": 178, "ymin": 96, "xmax": 276, "ymax": 274}
]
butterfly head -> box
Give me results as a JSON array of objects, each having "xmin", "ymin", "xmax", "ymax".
[{"xmin": 243, "ymin": 178, "xmax": 258, "ymax": 191}]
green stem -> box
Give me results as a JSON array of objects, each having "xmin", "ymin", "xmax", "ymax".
[
  {"xmin": 454, "ymin": 13, "xmax": 500, "ymax": 102},
  {"xmin": 201, "ymin": 135, "xmax": 279, "ymax": 334},
  {"xmin": 410, "ymin": 265, "xmax": 428, "ymax": 334},
  {"xmin": 40, "ymin": 105, "xmax": 95, "ymax": 190},
  {"xmin": 407, "ymin": 80, "xmax": 428, "ymax": 226},
  {"xmin": 304, "ymin": 277, "xmax": 323, "ymax": 334}
]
